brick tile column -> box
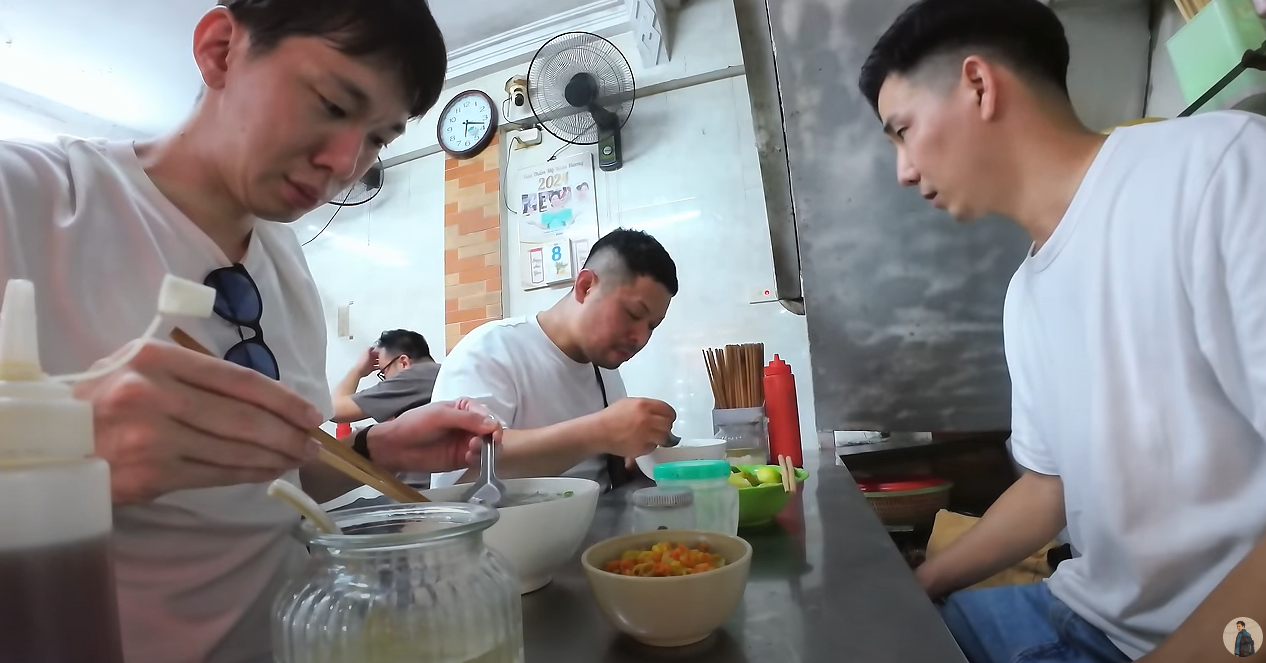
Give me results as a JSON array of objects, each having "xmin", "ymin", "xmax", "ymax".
[{"xmin": 444, "ymin": 134, "xmax": 503, "ymax": 353}]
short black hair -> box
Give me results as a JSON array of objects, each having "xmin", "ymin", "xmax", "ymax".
[
  {"xmin": 1240, "ymin": 621, "xmax": 1247, "ymax": 627},
  {"xmin": 583, "ymin": 228, "xmax": 678, "ymax": 296},
  {"xmin": 376, "ymin": 329, "xmax": 431, "ymax": 361},
  {"xmin": 219, "ymin": 0, "xmax": 447, "ymax": 118},
  {"xmin": 859, "ymin": 0, "xmax": 1070, "ymax": 113}
]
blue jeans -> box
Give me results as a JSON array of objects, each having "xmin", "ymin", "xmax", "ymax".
[{"xmin": 939, "ymin": 582, "xmax": 1132, "ymax": 663}]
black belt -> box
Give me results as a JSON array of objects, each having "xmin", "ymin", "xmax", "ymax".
[{"xmin": 594, "ymin": 365, "xmax": 636, "ymax": 491}]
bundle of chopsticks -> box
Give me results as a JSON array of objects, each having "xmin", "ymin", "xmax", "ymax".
[
  {"xmin": 1173, "ymin": 0, "xmax": 1210, "ymax": 21},
  {"xmin": 702, "ymin": 343, "xmax": 765, "ymax": 409}
]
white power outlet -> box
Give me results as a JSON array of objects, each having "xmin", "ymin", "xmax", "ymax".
[
  {"xmin": 337, "ymin": 301, "xmax": 353, "ymax": 339},
  {"xmin": 511, "ymin": 127, "xmax": 543, "ymax": 149}
]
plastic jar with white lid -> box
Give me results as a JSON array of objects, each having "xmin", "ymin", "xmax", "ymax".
[
  {"xmin": 630, "ymin": 486, "xmax": 695, "ymax": 534},
  {"xmin": 652, "ymin": 460, "xmax": 738, "ymax": 535}
]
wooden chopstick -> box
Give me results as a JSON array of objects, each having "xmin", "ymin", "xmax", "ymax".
[
  {"xmin": 170, "ymin": 328, "xmax": 429, "ymax": 503},
  {"xmin": 779, "ymin": 455, "xmax": 797, "ymax": 494},
  {"xmin": 703, "ymin": 350, "xmax": 721, "ymax": 409},
  {"xmin": 314, "ymin": 427, "xmax": 429, "ymax": 503},
  {"xmin": 317, "ymin": 447, "xmax": 382, "ymax": 491},
  {"xmin": 1174, "ymin": 0, "xmax": 1208, "ymax": 21}
]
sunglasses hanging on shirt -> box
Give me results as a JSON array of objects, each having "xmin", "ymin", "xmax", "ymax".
[{"xmin": 203, "ymin": 264, "xmax": 280, "ymax": 380}]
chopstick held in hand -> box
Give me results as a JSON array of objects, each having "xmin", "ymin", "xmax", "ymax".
[{"xmin": 169, "ymin": 328, "xmax": 429, "ymax": 503}]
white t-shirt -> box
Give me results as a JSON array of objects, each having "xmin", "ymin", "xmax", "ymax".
[
  {"xmin": 0, "ymin": 137, "xmax": 332, "ymax": 663},
  {"xmin": 430, "ymin": 315, "xmax": 626, "ymax": 488},
  {"xmin": 1005, "ymin": 111, "xmax": 1266, "ymax": 659}
]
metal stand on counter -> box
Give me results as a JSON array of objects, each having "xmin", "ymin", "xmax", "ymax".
[{"xmin": 1179, "ymin": 41, "xmax": 1266, "ymax": 117}]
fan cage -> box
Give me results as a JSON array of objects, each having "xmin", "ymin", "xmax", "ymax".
[{"xmin": 527, "ymin": 31, "xmax": 635, "ymax": 145}]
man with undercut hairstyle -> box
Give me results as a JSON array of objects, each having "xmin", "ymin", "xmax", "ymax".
[
  {"xmin": 431, "ymin": 228, "xmax": 680, "ymax": 490},
  {"xmin": 860, "ymin": 1, "xmax": 1266, "ymax": 662}
]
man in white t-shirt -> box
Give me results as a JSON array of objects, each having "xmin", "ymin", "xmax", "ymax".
[
  {"xmin": 0, "ymin": 3, "xmax": 502, "ymax": 663},
  {"xmin": 860, "ymin": 1, "xmax": 1266, "ymax": 661},
  {"xmin": 431, "ymin": 228, "xmax": 679, "ymax": 490}
]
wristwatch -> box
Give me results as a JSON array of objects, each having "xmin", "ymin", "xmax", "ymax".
[{"xmin": 352, "ymin": 424, "xmax": 375, "ymax": 459}]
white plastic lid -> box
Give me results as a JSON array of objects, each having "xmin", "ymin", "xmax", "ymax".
[{"xmin": 0, "ymin": 280, "xmax": 93, "ymax": 460}]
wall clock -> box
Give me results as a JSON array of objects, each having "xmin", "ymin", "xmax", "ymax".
[{"xmin": 437, "ymin": 89, "xmax": 498, "ymax": 159}]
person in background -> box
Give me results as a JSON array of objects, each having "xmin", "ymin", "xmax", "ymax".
[
  {"xmin": 431, "ymin": 228, "xmax": 678, "ymax": 490},
  {"xmin": 860, "ymin": 1, "xmax": 1266, "ymax": 662},
  {"xmin": 332, "ymin": 329, "xmax": 439, "ymax": 423},
  {"xmin": 0, "ymin": 2, "xmax": 502, "ymax": 662},
  {"xmin": 1236, "ymin": 621, "xmax": 1256, "ymax": 657}
]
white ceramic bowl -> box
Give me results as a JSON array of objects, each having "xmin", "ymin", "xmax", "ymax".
[
  {"xmin": 635, "ymin": 438, "xmax": 727, "ymax": 478},
  {"xmin": 423, "ymin": 476, "xmax": 600, "ymax": 594}
]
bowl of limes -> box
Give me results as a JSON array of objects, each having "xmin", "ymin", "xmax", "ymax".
[{"xmin": 728, "ymin": 464, "xmax": 809, "ymax": 528}]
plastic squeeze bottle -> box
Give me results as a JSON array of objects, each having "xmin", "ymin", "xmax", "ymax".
[
  {"xmin": 0, "ymin": 280, "xmax": 125, "ymax": 663},
  {"xmin": 763, "ymin": 354, "xmax": 803, "ymax": 468}
]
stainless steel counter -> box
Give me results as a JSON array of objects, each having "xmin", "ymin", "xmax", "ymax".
[{"xmin": 521, "ymin": 450, "xmax": 967, "ymax": 663}]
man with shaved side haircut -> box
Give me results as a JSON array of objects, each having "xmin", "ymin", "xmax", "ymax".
[{"xmin": 430, "ymin": 228, "xmax": 680, "ymax": 490}]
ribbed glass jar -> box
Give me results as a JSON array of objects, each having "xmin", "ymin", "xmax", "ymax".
[{"xmin": 273, "ymin": 502, "xmax": 523, "ymax": 663}]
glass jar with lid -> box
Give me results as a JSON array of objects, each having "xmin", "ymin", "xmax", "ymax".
[
  {"xmin": 273, "ymin": 502, "xmax": 523, "ymax": 663},
  {"xmin": 652, "ymin": 460, "xmax": 739, "ymax": 535},
  {"xmin": 630, "ymin": 486, "xmax": 696, "ymax": 533}
]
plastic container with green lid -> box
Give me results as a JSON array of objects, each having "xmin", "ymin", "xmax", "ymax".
[
  {"xmin": 653, "ymin": 461, "xmax": 737, "ymax": 534},
  {"xmin": 1165, "ymin": 0, "xmax": 1266, "ymax": 112}
]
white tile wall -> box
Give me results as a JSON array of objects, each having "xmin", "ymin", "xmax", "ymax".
[
  {"xmin": 1145, "ymin": 2, "xmax": 1191, "ymax": 118},
  {"xmin": 0, "ymin": 83, "xmax": 144, "ymax": 141},
  {"xmin": 503, "ymin": 76, "xmax": 819, "ymax": 448},
  {"xmin": 1055, "ymin": 2, "xmax": 1153, "ymax": 130},
  {"xmin": 297, "ymin": 154, "xmax": 448, "ymax": 415},
  {"xmin": 380, "ymin": 0, "xmax": 746, "ymax": 162},
  {"xmin": 300, "ymin": 0, "xmax": 819, "ymax": 448}
]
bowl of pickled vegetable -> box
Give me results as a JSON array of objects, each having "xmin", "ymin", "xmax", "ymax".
[{"xmin": 581, "ymin": 530, "xmax": 752, "ymax": 647}]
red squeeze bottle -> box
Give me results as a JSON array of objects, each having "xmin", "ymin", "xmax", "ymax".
[{"xmin": 764, "ymin": 354, "xmax": 803, "ymax": 468}]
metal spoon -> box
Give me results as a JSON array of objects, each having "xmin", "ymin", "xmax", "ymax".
[
  {"xmin": 464, "ymin": 434, "xmax": 506, "ymax": 508},
  {"xmin": 662, "ymin": 432, "xmax": 681, "ymax": 448}
]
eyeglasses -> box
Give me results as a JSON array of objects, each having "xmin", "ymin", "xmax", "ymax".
[
  {"xmin": 376, "ymin": 354, "xmax": 401, "ymax": 381},
  {"xmin": 203, "ymin": 264, "xmax": 280, "ymax": 380}
]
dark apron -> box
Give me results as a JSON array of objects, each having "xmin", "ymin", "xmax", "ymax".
[{"xmin": 594, "ymin": 365, "xmax": 636, "ymax": 491}]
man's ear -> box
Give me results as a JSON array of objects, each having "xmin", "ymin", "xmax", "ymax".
[
  {"xmin": 960, "ymin": 55, "xmax": 1000, "ymax": 122},
  {"xmin": 574, "ymin": 269, "xmax": 599, "ymax": 303},
  {"xmin": 398, "ymin": 355, "xmax": 412, "ymax": 370},
  {"xmin": 192, "ymin": 7, "xmax": 241, "ymax": 93}
]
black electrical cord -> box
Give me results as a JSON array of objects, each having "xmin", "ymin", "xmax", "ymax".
[
  {"xmin": 547, "ymin": 142, "xmax": 570, "ymax": 162},
  {"xmin": 501, "ymin": 139, "xmax": 516, "ymax": 215},
  {"xmin": 301, "ymin": 187, "xmax": 354, "ymax": 246}
]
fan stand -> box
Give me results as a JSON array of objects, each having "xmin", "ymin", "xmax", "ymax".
[
  {"xmin": 597, "ymin": 130, "xmax": 622, "ymax": 172},
  {"xmin": 590, "ymin": 104, "xmax": 623, "ymax": 172}
]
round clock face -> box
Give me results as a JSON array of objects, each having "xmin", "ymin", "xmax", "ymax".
[{"xmin": 439, "ymin": 91, "xmax": 495, "ymax": 157}]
